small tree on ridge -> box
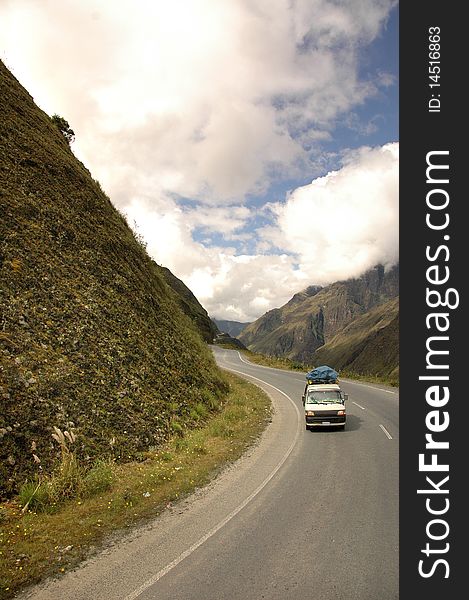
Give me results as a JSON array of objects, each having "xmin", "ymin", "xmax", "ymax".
[{"xmin": 51, "ymin": 113, "xmax": 75, "ymax": 145}]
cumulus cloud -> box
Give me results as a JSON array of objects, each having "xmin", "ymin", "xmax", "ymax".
[
  {"xmin": 0, "ymin": 0, "xmax": 396, "ymax": 203},
  {"xmin": 123, "ymin": 142, "xmax": 398, "ymax": 321},
  {"xmin": 0, "ymin": 0, "xmax": 398, "ymax": 321},
  {"xmin": 185, "ymin": 252, "xmax": 307, "ymax": 323},
  {"xmin": 263, "ymin": 142, "xmax": 399, "ymax": 285}
]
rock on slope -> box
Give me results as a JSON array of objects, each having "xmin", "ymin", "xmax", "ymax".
[{"xmin": 0, "ymin": 61, "xmax": 227, "ymax": 498}]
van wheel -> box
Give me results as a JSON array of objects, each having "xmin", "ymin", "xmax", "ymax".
[{"xmin": 305, "ymin": 424, "xmax": 310, "ymax": 431}]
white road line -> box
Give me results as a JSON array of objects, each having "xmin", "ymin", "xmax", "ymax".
[
  {"xmin": 352, "ymin": 401, "xmax": 366, "ymax": 410},
  {"xmin": 237, "ymin": 351, "xmax": 291, "ymax": 373},
  {"xmin": 236, "ymin": 352, "xmax": 305, "ymax": 380},
  {"xmin": 379, "ymin": 424, "xmax": 393, "ymax": 440},
  {"xmin": 123, "ymin": 369, "xmax": 301, "ymax": 600},
  {"xmin": 237, "ymin": 351, "xmax": 250, "ymax": 365}
]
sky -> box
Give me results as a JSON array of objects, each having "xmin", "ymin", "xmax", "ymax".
[{"xmin": 0, "ymin": 0, "xmax": 399, "ymax": 322}]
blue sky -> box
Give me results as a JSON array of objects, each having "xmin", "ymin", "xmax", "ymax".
[{"xmin": 0, "ymin": 0, "xmax": 399, "ymax": 321}]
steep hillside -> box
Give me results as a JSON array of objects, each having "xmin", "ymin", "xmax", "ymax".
[
  {"xmin": 0, "ymin": 61, "xmax": 227, "ymax": 498},
  {"xmin": 312, "ymin": 297, "xmax": 399, "ymax": 381},
  {"xmin": 239, "ymin": 265, "xmax": 398, "ymax": 363},
  {"xmin": 212, "ymin": 319, "xmax": 250, "ymax": 338},
  {"xmin": 158, "ymin": 265, "xmax": 219, "ymax": 343}
]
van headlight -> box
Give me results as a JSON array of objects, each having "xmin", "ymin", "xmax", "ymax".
[
  {"xmin": 337, "ymin": 410, "xmax": 345, "ymax": 416},
  {"xmin": 306, "ymin": 410, "xmax": 315, "ymax": 416}
]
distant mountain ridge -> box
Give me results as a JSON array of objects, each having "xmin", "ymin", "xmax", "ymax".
[
  {"xmin": 212, "ymin": 319, "xmax": 250, "ymax": 338},
  {"xmin": 239, "ymin": 264, "xmax": 399, "ymax": 373}
]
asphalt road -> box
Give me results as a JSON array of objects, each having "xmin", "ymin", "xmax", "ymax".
[{"xmin": 21, "ymin": 348, "xmax": 398, "ymax": 600}]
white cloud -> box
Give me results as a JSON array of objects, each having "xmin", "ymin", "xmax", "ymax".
[
  {"xmin": 263, "ymin": 142, "xmax": 399, "ymax": 285},
  {"xmin": 121, "ymin": 142, "xmax": 398, "ymax": 322},
  {"xmin": 187, "ymin": 252, "xmax": 307, "ymax": 322},
  {"xmin": 185, "ymin": 206, "xmax": 251, "ymax": 236},
  {"xmin": 0, "ymin": 0, "xmax": 398, "ymax": 321},
  {"xmin": 0, "ymin": 0, "xmax": 396, "ymax": 204}
]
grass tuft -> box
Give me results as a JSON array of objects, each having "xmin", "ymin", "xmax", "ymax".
[
  {"xmin": 18, "ymin": 481, "xmax": 50, "ymax": 514},
  {"xmin": 0, "ymin": 372, "xmax": 271, "ymax": 600},
  {"xmin": 82, "ymin": 461, "xmax": 115, "ymax": 498},
  {"xmin": 17, "ymin": 434, "xmax": 116, "ymax": 515}
]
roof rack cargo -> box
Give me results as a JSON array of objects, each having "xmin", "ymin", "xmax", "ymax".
[{"xmin": 305, "ymin": 365, "xmax": 339, "ymax": 384}]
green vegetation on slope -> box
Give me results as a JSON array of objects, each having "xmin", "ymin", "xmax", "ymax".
[
  {"xmin": 0, "ymin": 60, "xmax": 228, "ymax": 498},
  {"xmin": 238, "ymin": 349, "xmax": 397, "ymax": 386},
  {"xmin": 157, "ymin": 265, "xmax": 219, "ymax": 343},
  {"xmin": 242, "ymin": 350, "xmax": 307, "ymax": 371},
  {"xmin": 214, "ymin": 333, "xmax": 247, "ymax": 350},
  {"xmin": 0, "ymin": 372, "xmax": 272, "ymax": 600}
]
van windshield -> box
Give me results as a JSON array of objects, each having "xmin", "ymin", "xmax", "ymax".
[{"xmin": 307, "ymin": 390, "xmax": 343, "ymax": 404}]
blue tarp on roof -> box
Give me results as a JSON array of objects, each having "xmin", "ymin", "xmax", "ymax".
[{"xmin": 305, "ymin": 365, "xmax": 338, "ymax": 383}]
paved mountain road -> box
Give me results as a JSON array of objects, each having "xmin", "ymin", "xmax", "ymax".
[{"xmin": 21, "ymin": 348, "xmax": 398, "ymax": 600}]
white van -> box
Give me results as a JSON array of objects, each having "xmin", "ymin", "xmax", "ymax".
[{"xmin": 302, "ymin": 383, "xmax": 347, "ymax": 430}]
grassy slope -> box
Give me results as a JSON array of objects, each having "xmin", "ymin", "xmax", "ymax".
[
  {"xmin": 213, "ymin": 335, "xmax": 247, "ymax": 350},
  {"xmin": 0, "ymin": 372, "xmax": 271, "ymax": 599},
  {"xmin": 312, "ymin": 297, "xmax": 399, "ymax": 382},
  {"xmin": 0, "ymin": 61, "xmax": 228, "ymax": 498}
]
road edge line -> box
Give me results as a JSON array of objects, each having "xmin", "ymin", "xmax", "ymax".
[{"xmin": 123, "ymin": 367, "xmax": 301, "ymax": 600}]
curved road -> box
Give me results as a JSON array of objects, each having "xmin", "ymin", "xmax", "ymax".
[{"xmin": 22, "ymin": 348, "xmax": 398, "ymax": 600}]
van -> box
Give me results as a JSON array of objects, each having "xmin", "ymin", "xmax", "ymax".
[{"xmin": 302, "ymin": 383, "xmax": 347, "ymax": 430}]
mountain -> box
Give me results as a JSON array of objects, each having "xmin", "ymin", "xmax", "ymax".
[
  {"xmin": 238, "ymin": 284, "xmax": 324, "ymax": 356},
  {"xmin": 158, "ymin": 265, "xmax": 219, "ymax": 343},
  {"xmin": 312, "ymin": 297, "xmax": 399, "ymax": 382},
  {"xmin": 212, "ymin": 319, "xmax": 250, "ymax": 338},
  {"xmin": 0, "ymin": 61, "xmax": 227, "ymax": 498},
  {"xmin": 239, "ymin": 265, "xmax": 398, "ymax": 364}
]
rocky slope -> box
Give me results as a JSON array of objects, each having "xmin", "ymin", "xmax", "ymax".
[
  {"xmin": 312, "ymin": 297, "xmax": 399, "ymax": 382},
  {"xmin": 239, "ymin": 265, "xmax": 398, "ymax": 365},
  {"xmin": 0, "ymin": 61, "xmax": 227, "ymax": 498}
]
